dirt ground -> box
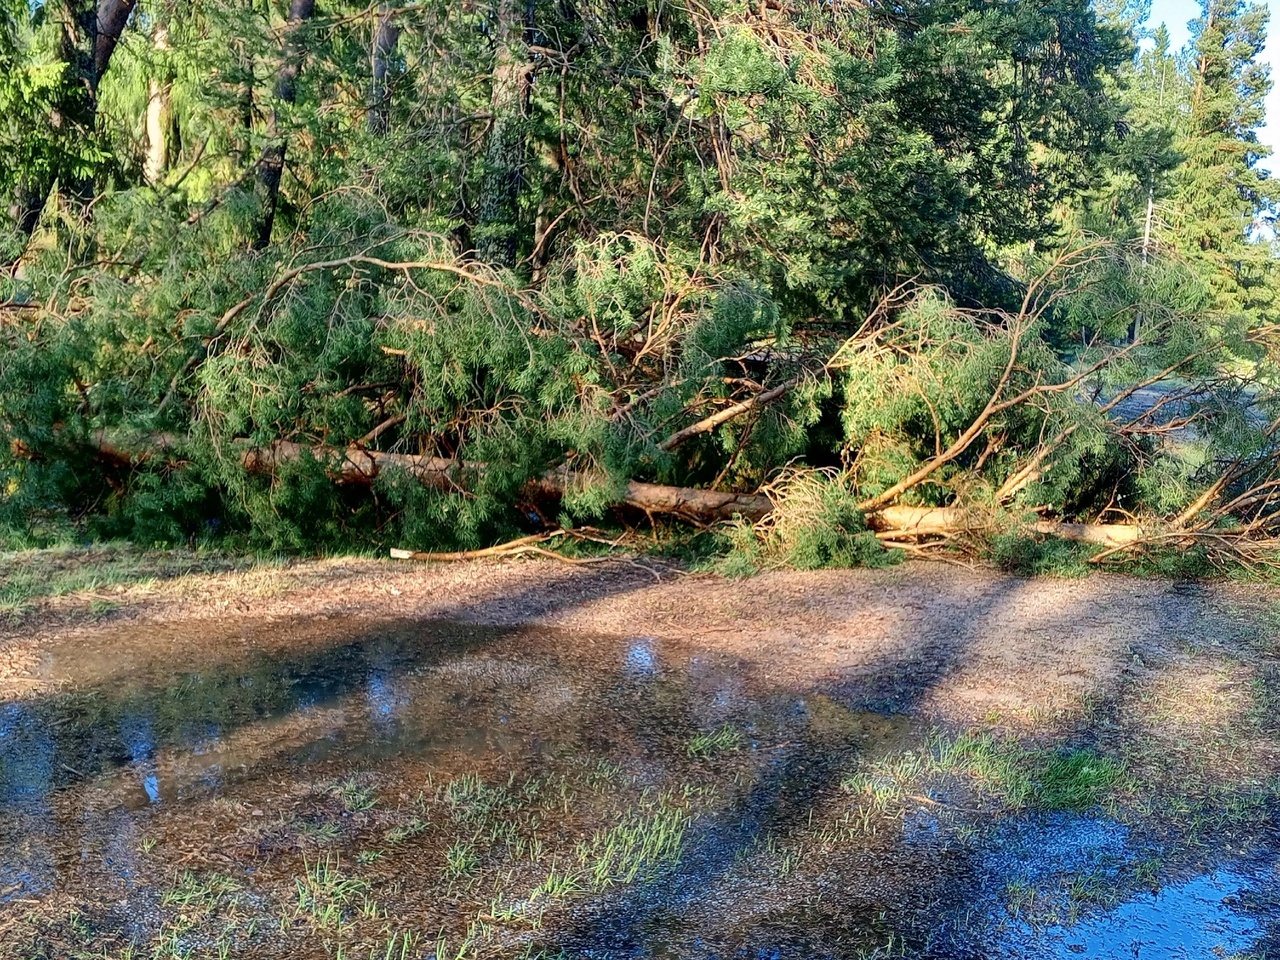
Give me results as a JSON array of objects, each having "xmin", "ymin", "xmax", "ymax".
[
  {"xmin": 3, "ymin": 551, "xmax": 1280, "ymax": 958},
  {"xmin": 2, "ymin": 552, "xmax": 1273, "ymax": 725}
]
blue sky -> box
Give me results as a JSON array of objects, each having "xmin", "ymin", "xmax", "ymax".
[{"xmin": 1147, "ymin": 0, "xmax": 1278, "ymax": 160}]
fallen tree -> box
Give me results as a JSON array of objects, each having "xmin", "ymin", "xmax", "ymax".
[
  {"xmin": 79, "ymin": 432, "xmax": 1148, "ymax": 549},
  {"xmin": 7, "ymin": 233, "xmax": 1278, "ymax": 569}
]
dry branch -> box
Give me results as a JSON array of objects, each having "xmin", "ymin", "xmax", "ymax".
[{"xmin": 658, "ymin": 375, "xmax": 804, "ymax": 452}]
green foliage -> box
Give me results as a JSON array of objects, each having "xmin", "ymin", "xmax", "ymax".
[
  {"xmin": 0, "ymin": 0, "xmax": 1277, "ymax": 566},
  {"xmin": 989, "ymin": 530, "xmax": 1091, "ymax": 578},
  {"xmin": 1168, "ymin": 1, "xmax": 1275, "ymax": 327},
  {"xmin": 935, "ymin": 733, "xmax": 1124, "ymax": 810},
  {"xmin": 718, "ymin": 470, "xmax": 902, "ymax": 573}
]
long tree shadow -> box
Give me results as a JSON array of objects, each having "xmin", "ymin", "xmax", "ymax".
[
  {"xmin": 5, "ymin": 563, "xmax": 1280, "ymax": 956},
  {"xmin": 547, "ymin": 573, "xmax": 1280, "ymax": 959},
  {"xmin": 548, "ymin": 573, "xmax": 1039, "ymax": 958},
  {"xmin": 0, "ymin": 562, "xmax": 668, "ymax": 803}
]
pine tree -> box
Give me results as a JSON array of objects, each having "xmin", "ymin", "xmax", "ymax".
[{"xmin": 1170, "ymin": 0, "xmax": 1274, "ymax": 321}]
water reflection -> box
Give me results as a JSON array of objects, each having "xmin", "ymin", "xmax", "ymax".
[
  {"xmin": 0, "ymin": 619, "xmax": 1277, "ymax": 957},
  {"xmin": 1001, "ymin": 864, "xmax": 1272, "ymax": 959}
]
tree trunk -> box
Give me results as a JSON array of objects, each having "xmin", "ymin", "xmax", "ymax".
[
  {"xmin": 94, "ymin": 0, "xmax": 136, "ymax": 81},
  {"xmin": 476, "ymin": 0, "xmax": 532, "ymax": 267},
  {"xmin": 253, "ymin": 0, "xmax": 317, "ymax": 250},
  {"xmin": 143, "ymin": 16, "xmax": 174, "ymax": 185},
  {"xmin": 10, "ymin": 0, "xmax": 136, "ymax": 236},
  {"xmin": 367, "ymin": 4, "xmax": 400, "ymax": 136},
  {"xmin": 79, "ymin": 432, "xmax": 1145, "ymax": 545}
]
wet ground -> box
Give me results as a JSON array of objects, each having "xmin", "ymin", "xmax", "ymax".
[
  {"xmin": 2, "ymin": 558, "xmax": 1280, "ymax": 958},
  {"xmin": 0, "ymin": 619, "xmax": 1277, "ymax": 958}
]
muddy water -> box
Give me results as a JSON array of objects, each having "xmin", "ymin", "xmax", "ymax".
[{"xmin": 1, "ymin": 618, "xmax": 1277, "ymax": 958}]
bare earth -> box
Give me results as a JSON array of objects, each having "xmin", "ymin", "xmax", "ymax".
[
  {"xmin": 3, "ymin": 553, "xmax": 1279, "ymax": 958},
  {"xmin": 2, "ymin": 555, "xmax": 1272, "ymax": 726}
]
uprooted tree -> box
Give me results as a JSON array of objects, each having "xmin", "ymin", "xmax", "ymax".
[{"xmin": 2, "ymin": 0, "xmax": 1279, "ymax": 571}]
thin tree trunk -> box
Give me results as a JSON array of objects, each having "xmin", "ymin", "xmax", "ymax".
[
  {"xmin": 253, "ymin": 0, "xmax": 317, "ymax": 250},
  {"xmin": 143, "ymin": 17, "xmax": 174, "ymax": 185},
  {"xmin": 476, "ymin": 0, "xmax": 532, "ymax": 267},
  {"xmin": 367, "ymin": 4, "xmax": 400, "ymax": 136}
]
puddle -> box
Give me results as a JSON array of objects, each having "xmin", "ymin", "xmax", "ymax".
[
  {"xmin": 1003, "ymin": 865, "xmax": 1274, "ymax": 959},
  {"xmin": 953, "ymin": 812, "xmax": 1279, "ymax": 960},
  {"xmin": 1, "ymin": 617, "xmax": 1278, "ymax": 957}
]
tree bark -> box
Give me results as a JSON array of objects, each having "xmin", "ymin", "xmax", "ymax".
[
  {"xmin": 9, "ymin": 0, "xmax": 136, "ymax": 235},
  {"xmin": 80, "ymin": 432, "xmax": 1145, "ymax": 545},
  {"xmin": 94, "ymin": 0, "xmax": 136, "ymax": 81},
  {"xmin": 143, "ymin": 15, "xmax": 174, "ymax": 185},
  {"xmin": 367, "ymin": 4, "xmax": 400, "ymax": 136},
  {"xmin": 253, "ymin": 0, "xmax": 317, "ymax": 250}
]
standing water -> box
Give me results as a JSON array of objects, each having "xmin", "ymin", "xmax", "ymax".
[{"xmin": 0, "ymin": 617, "xmax": 1276, "ymax": 957}]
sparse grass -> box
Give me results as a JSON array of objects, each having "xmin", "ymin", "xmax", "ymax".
[
  {"xmin": 686, "ymin": 724, "xmax": 745, "ymax": 759},
  {"xmin": 576, "ymin": 795, "xmax": 690, "ymax": 887},
  {"xmin": 1131, "ymin": 856, "xmax": 1163, "ymax": 890},
  {"xmin": 384, "ymin": 817, "xmax": 426, "ymax": 845},
  {"xmin": 335, "ymin": 777, "xmax": 378, "ymax": 812},
  {"xmin": 298, "ymin": 819, "xmax": 343, "ymax": 843},
  {"xmin": 932, "ymin": 732, "xmax": 1035, "ymax": 805},
  {"xmin": 295, "ymin": 854, "xmax": 370, "ymax": 930},
  {"xmin": 0, "ymin": 543, "xmax": 293, "ymax": 620},
  {"xmin": 444, "ymin": 840, "xmax": 479, "ymax": 880},
  {"xmin": 531, "ymin": 865, "xmax": 582, "ymax": 901},
  {"xmin": 162, "ymin": 870, "xmax": 241, "ymax": 912},
  {"xmin": 374, "ymin": 929, "xmax": 419, "ymax": 960}
]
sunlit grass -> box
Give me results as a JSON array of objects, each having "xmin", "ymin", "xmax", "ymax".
[
  {"xmin": 840, "ymin": 731, "xmax": 1125, "ymax": 823},
  {"xmin": 686, "ymin": 724, "xmax": 745, "ymax": 759}
]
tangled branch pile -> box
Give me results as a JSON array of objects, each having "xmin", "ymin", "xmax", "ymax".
[{"xmin": 2, "ymin": 0, "xmax": 1279, "ymax": 572}]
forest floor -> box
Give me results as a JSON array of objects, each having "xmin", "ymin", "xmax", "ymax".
[{"xmin": 2, "ymin": 547, "xmax": 1280, "ymax": 957}]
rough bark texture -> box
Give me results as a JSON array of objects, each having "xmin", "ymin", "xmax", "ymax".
[
  {"xmin": 143, "ymin": 18, "xmax": 174, "ymax": 185},
  {"xmin": 10, "ymin": 0, "xmax": 136, "ymax": 236},
  {"xmin": 254, "ymin": 0, "xmax": 317, "ymax": 250},
  {"xmin": 83, "ymin": 433, "xmax": 1144, "ymax": 545},
  {"xmin": 94, "ymin": 0, "xmax": 136, "ymax": 81}
]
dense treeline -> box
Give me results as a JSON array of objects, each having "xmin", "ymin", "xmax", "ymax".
[{"xmin": 1, "ymin": 0, "xmax": 1278, "ymax": 570}]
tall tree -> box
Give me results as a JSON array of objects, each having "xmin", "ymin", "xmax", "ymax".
[
  {"xmin": 1170, "ymin": 0, "xmax": 1274, "ymax": 318},
  {"xmin": 254, "ymin": 0, "xmax": 317, "ymax": 249},
  {"xmin": 142, "ymin": 2, "xmax": 175, "ymax": 184},
  {"xmin": 5, "ymin": 0, "xmax": 137, "ymax": 236},
  {"xmin": 475, "ymin": 0, "xmax": 532, "ymax": 267},
  {"xmin": 367, "ymin": 3, "xmax": 399, "ymax": 137}
]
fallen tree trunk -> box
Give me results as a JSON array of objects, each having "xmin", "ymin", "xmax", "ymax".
[
  {"xmin": 78, "ymin": 432, "xmax": 1145, "ymax": 546},
  {"xmin": 867, "ymin": 505, "xmax": 1143, "ymax": 548}
]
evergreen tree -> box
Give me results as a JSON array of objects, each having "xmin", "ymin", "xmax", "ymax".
[
  {"xmin": 1081, "ymin": 23, "xmax": 1182, "ymax": 243},
  {"xmin": 1170, "ymin": 0, "xmax": 1274, "ymax": 321}
]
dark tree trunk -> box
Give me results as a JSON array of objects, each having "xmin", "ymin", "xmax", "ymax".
[
  {"xmin": 253, "ymin": 0, "xmax": 317, "ymax": 250},
  {"xmin": 10, "ymin": 0, "xmax": 136, "ymax": 236},
  {"xmin": 94, "ymin": 0, "xmax": 136, "ymax": 80},
  {"xmin": 367, "ymin": 4, "xmax": 400, "ymax": 136},
  {"xmin": 476, "ymin": 0, "xmax": 533, "ymax": 267}
]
